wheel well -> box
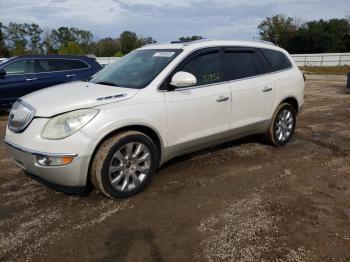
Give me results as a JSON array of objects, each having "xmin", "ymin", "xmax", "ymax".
[
  {"xmin": 97, "ymin": 125, "xmax": 161, "ymax": 164},
  {"xmin": 87, "ymin": 125, "xmax": 163, "ymax": 185},
  {"xmin": 281, "ymin": 97, "xmax": 299, "ymax": 113}
]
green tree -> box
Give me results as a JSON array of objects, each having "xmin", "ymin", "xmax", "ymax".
[
  {"xmin": 0, "ymin": 22, "xmax": 9, "ymax": 57},
  {"xmin": 258, "ymin": 15, "xmax": 350, "ymax": 53},
  {"xmin": 26, "ymin": 23, "xmax": 43, "ymax": 54},
  {"xmin": 58, "ymin": 41, "xmax": 84, "ymax": 55},
  {"xmin": 94, "ymin": 37, "xmax": 120, "ymax": 57},
  {"xmin": 119, "ymin": 31, "xmax": 139, "ymax": 54},
  {"xmin": 52, "ymin": 27, "xmax": 77, "ymax": 48},
  {"xmin": 4, "ymin": 22, "xmax": 28, "ymax": 55},
  {"xmin": 42, "ymin": 28, "xmax": 57, "ymax": 54},
  {"xmin": 69, "ymin": 27, "xmax": 93, "ymax": 53},
  {"xmin": 257, "ymin": 15, "xmax": 297, "ymax": 49},
  {"xmin": 114, "ymin": 50, "xmax": 123, "ymax": 57}
]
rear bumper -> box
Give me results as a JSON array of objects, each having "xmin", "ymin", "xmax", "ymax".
[{"xmin": 4, "ymin": 139, "xmax": 89, "ymax": 187}]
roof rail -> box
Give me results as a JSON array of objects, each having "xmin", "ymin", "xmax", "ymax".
[
  {"xmin": 170, "ymin": 40, "xmax": 193, "ymax": 44},
  {"xmin": 170, "ymin": 39, "xmax": 216, "ymax": 45},
  {"xmin": 250, "ymin": 39, "xmax": 276, "ymax": 46}
]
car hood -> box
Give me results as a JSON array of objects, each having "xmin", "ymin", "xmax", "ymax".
[{"xmin": 21, "ymin": 81, "xmax": 139, "ymax": 117}]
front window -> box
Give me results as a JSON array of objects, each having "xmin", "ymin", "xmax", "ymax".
[
  {"xmin": 180, "ymin": 51, "xmax": 223, "ymax": 86},
  {"xmin": 90, "ymin": 49, "xmax": 182, "ymax": 89},
  {"xmin": 3, "ymin": 59, "xmax": 35, "ymax": 75}
]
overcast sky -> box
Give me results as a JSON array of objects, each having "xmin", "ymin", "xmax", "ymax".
[{"xmin": 0, "ymin": 0, "xmax": 349, "ymax": 42}]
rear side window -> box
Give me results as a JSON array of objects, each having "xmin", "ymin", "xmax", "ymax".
[
  {"xmin": 181, "ymin": 51, "xmax": 223, "ymax": 86},
  {"xmin": 223, "ymin": 51, "xmax": 264, "ymax": 81},
  {"xmin": 260, "ymin": 49, "xmax": 292, "ymax": 72},
  {"xmin": 60, "ymin": 59, "xmax": 89, "ymax": 70},
  {"xmin": 34, "ymin": 59, "xmax": 89, "ymax": 73}
]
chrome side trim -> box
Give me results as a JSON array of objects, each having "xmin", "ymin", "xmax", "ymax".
[{"xmin": 4, "ymin": 139, "xmax": 78, "ymax": 157}]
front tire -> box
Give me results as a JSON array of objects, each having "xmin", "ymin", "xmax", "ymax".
[
  {"xmin": 264, "ymin": 103, "xmax": 296, "ymax": 147},
  {"xmin": 90, "ymin": 131, "xmax": 158, "ymax": 199}
]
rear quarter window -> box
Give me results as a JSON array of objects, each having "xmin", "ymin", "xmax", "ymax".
[{"xmin": 260, "ymin": 49, "xmax": 292, "ymax": 72}]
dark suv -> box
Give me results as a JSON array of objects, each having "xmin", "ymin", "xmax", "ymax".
[{"xmin": 0, "ymin": 55, "xmax": 102, "ymax": 108}]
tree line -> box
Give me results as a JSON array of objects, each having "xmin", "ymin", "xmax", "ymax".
[
  {"xmin": 0, "ymin": 16, "xmax": 349, "ymax": 57},
  {"xmin": 258, "ymin": 15, "xmax": 350, "ymax": 54},
  {"xmin": 0, "ymin": 23, "xmax": 157, "ymax": 57}
]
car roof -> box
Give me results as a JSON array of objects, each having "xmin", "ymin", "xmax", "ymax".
[
  {"xmin": 139, "ymin": 39, "xmax": 285, "ymax": 53},
  {"xmin": 5, "ymin": 55, "xmax": 95, "ymax": 61}
]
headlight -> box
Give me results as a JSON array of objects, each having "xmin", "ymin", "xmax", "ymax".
[{"xmin": 41, "ymin": 108, "xmax": 99, "ymax": 139}]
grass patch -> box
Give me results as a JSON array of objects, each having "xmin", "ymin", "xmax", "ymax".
[{"xmin": 300, "ymin": 66, "xmax": 350, "ymax": 75}]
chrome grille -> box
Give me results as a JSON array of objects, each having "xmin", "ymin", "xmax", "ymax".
[{"xmin": 8, "ymin": 100, "xmax": 36, "ymax": 133}]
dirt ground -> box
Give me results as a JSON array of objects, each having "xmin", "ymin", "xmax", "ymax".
[{"xmin": 0, "ymin": 75, "xmax": 349, "ymax": 262}]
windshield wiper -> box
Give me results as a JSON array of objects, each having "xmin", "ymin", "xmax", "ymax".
[{"xmin": 95, "ymin": 81, "xmax": 118, "ymax": 87}]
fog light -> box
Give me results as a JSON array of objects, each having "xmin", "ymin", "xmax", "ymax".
[{"xmin": 37, "ymin": 155, "xmax": 75, "ymax": 166}]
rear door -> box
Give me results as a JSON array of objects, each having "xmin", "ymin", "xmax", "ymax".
[
  {"xmin": 223, "ymin": 47, "xmax": 275, "ymax": 130},
  {"xmin": 164, "ymin": 48, "xmax": 232, "ymax": 156},
  {"xmin": 58, "ymin": 58, "xmax": 91, "ymax": 81},
  {"xmin": 31, "ymin": 58, "xmax": 91, "ymax": 89},
  {"xmin": 32, "ymin": 59, "xmax": 67, "ymax": 88}
]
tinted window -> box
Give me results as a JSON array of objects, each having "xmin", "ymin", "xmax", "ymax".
[
  {"xmin": 3, "ymin": 60, "xmax": 35, "ymax": 75},
  {"xmin": 260, "ymin": 49, "xmax": 292, "ymax": 72},
  {"xmin": 60, "ymin": 59, "xmax": 89, "ymax": 70},
  {"xmin": 181, "ymin": 51, "xmax": 223, "ymax": 86},
  {"xmin": 223, "ymin": 51, "xmax": 264, "ymax": 80},
  {"xmin": 34, "ymin": 59, "xmax": 89, "ymax": 73}
]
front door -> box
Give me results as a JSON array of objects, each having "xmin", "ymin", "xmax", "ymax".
[
  {"xmin": 0, "ymin": 59, "xmax": 39, "ymax": 106},
  {"xmin": 164, "ymin": 48, "xmax": 231, "ymax": 157}
]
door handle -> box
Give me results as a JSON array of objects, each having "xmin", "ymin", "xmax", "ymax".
[
  {"xmin": 262, "ymin": 87, "xmax": 273, "ymax": 92},
  {"xmin": 66, "ymin": 74, "xmax": 76, "ymax": 78},
  {"xmin": 216, "ymin": 95, "xmax": 230, "ymax": 102},
  {"xmin": 26, "ymin": 78, "xmax": 37, "ymax": 81}
]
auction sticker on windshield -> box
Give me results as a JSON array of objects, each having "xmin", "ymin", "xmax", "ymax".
[{"xmin": 153, "ymin": 52, "xmax": 175, "ymax": 57}]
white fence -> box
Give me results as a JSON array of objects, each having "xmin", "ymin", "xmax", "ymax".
[{"xmin": 291, "ymin": 53, "xmax": 350, "ymax": 67}]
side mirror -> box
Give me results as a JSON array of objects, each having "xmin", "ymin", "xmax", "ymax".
[
  {"xmin": 170, "ymin": 71, "xmax": 197, "ymax": 89},
  {"xmin": 0, "ymin": 68, "xmax": 5, "ymax": 78}
]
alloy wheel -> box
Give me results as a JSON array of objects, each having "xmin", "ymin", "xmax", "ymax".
[
  {"xmin": 275, "ymin": 109, "xmax": 294, "ymax": 142},
  {"xmin": 108, "ymin": 142, "xmax": 151, "ymax": 192}
]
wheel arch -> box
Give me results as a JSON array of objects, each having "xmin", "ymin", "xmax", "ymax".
[
  {"xmin": 280, "ymin": 96, "xmax": 299, "ymax": 114},
  {"xmin": 86, "ymin": 124, "xmax": 164, "ymax": 185}
]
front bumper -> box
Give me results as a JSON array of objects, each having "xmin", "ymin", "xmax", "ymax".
[
  {"xmin": 5, "ymin": 139, "xmax": 89, "ymax": 187},
  {"xmin": 4, "ymin": 118, "xmax": 97, "ymax": 187}
]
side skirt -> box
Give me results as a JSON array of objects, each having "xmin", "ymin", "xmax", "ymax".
[{"xmin": 161, "ymin": 119, "xmax": 270, "ymax": 164}]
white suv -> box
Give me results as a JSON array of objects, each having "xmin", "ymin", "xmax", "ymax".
[{"xmin": 4, "ymin": 40, "xmax": 304, "ymax": 199}]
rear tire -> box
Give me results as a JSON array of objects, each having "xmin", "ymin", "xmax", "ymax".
[
  {"xmin": 264, "ymin": 103, "xmax": 296, "ymax": 147},
  {"xmin": 90, "ymin": 131, "xmax": 158, "ymax": 199}
]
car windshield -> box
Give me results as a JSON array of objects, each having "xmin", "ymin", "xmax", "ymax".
[{"xmin": 90, "ymin": 49, "xmax": 182, "ymax": 89}]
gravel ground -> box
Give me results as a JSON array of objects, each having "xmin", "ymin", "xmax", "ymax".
[{"xmin": 0, "ymin": 75, "xmax": 349, "ymax": 261}]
